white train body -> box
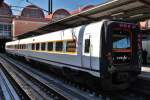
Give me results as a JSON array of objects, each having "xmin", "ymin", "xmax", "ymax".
[
  {"xmin": 6, "ymin": 21, "xmax": 103, "ymax": 77},
  {"xmin": 5, "ymin": 20, "xmax": 141, "ymax": 90}
]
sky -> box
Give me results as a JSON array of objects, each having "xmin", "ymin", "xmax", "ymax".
[{"xmin": 4, "ymin": 0, "xmax": 109, "ymax": 15}]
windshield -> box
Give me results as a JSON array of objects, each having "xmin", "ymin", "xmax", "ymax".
[
  {"xmin": 112, "ymin": 30, "xmax": 131, "ymax": 49},
  {"xmin": 112, "ymin": 29, "xmax": 132, "ymax": 65}
]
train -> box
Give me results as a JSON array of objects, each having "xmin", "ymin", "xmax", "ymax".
[{"xmin": 5, "ymin": 20, "xmax": 142, "ymax": 90}]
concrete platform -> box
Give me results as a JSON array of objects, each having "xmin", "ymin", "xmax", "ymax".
[{"xmin": 139, "ymin": 66, "xmax": 150, "ymax": 81}]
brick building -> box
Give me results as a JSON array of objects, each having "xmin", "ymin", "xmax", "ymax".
[
  {"xmin": 12, "ymin": 5, "xmax": 50, "ymax": 39},
  {"xmin": 0, "ymin": 2, "xmax": 12, "ymax": 40},
  {"xmin": 0, "ymin": 2, "xmax": 12, "ymax": 52}
]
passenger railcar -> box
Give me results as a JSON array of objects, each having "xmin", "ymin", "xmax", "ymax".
[{"xmin": 5, "ymin": 20, "xmax": 142, "ymax": 90}]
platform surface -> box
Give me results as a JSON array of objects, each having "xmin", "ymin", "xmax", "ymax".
[{"xmin": 139, "ymin": 65, "xmax": 150, "ymax": 81}]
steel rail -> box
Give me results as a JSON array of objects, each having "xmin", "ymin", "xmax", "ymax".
[
  {"xmin": 1, "ymin": 53, "xmax": 101, "ymax": 100},
  {"xmin": 0, "ymin": 67, "xmax": 20, "ymax": 100},
  {"xmin": 0, "ymin": 54, "xmax": 78, "ymax": 100}
]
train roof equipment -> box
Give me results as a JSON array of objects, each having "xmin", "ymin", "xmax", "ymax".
[{"xmin": 17, "ymin": 0, "xmax": 150, "ymax": 39}]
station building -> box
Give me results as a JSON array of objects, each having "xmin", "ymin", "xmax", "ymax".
[
  {"xmin": 0, "ymin": 2, "xmax": 12, "ymax": 52},
  {"xmin": 12, "ymin": 5, "xmax": 50, "ymax": 39},
  {"xmin": 0, "ymin": 2, "xmax": 52, "ymax": 52}
]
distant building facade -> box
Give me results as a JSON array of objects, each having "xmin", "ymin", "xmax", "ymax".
[
  {"xmin": 12, "ymin": 5, "xmax": 50, "ymax": 39},
  {"xmin": 0, "ymin": 2, "xmax": 12, "ymax": 52},
  {"xmin": 0, "ymin": 2, "xmax": 95, "ymax": 41},
  {"xmin": 0, "ymin": 2, "xmax": 12, "ymax": 40}
]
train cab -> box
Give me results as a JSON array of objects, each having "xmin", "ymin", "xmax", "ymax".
[{"xmin": 100, "ymin": 21, "xmax": 142, "ymax": 90}]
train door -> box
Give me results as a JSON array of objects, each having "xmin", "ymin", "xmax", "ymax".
[{"xmin": 82, "ymin": 33, "xmax": 92, "ymax": 69}]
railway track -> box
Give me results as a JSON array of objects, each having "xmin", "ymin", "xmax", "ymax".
[
  {"xmin": 0, "ymin": 54, "xmax": 103, "ymax": 100},
  {"xmin": 0, "ymin": 66, "xmax": 20, "ymax": 100},
  {"xmin": 1, "ymin": 53, "xmax": 150, "ymax": 100},
  {"xmin": 0, "ymin": 56, "xmax": 58, "ymax": 100}
]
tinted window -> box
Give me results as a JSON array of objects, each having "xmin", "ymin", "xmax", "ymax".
[
  {"xmin": 48, "ymin": 42, "xmax": 53, "ymax": 51},
  {"xmin": 56, "ymin": 42, "xmax": 63, "ymax": 51},
  {"xmin": 41, "ymin": 43, "xmax": 46, "ymax": 50},
  {"xmin": 84, "ymin": 39, "xmax": 90, "ymax": 53},
  {"xmin": 66, "ymin": 40, "xmax": 76, "ymax": 52},
  {"xmin": 32, "ymin": 44, "xmax": 35, "ymax": 50},
  {"xmin": 36, "ymin": 43, "xmax": 39, "ymax": 50},
  {"xmin": 112, "ymin": 30, "xmax": 131, "ymax": 49}
]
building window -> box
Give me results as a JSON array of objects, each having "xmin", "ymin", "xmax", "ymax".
[
  {"xmin": 41, "ymin": 42, "xmax": 46, "ymax": 50},
  {"xmin": 4, "ymin": 25, "xmax": 8, "ymax": 31},
  {"xmin": 66, "ymin": 40, "xmax": 76, "ymax": 52},
  {"xmin": 56, "ymin": 41, "xmax": 63, "ymax": 51},
  {"xmin": 36, "ymin": 43, "xmax": 39, "ymax": 50},
  {"xmin": 47, "ymin": 42, "xmax": 53, "ymax": 51},
  {"xmin": 0, "ymin": 24, "xmax": 11, "ymax": 37},
  {"xmin": 84, "ymin": 39, "xmax": 90, "ymax": 53},
  {"xmin": 0, "ymin": 24, "xmax": 3, "ymax": 31}
]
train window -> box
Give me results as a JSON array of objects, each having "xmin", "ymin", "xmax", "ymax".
[
  {"xmin": 22, "ymin": 44, "xmax": 24, "ymax": 49},
  {"xmin": 23, "ymin": 44, "xmax": 26, "ymax": 49},
  {"xmin": 56, "ymin": 41, "xmax": 63, "ymax": 51},
  {"xmin": 21, "ymin": 45, "xmax": 23, "ymax": 49},
  {"xmin": 20, "ymin": 45, "xmax": 22, "ymax": 49},
  {"xmin": 27, "ymin": 44, "xmax": 31, "ymax": 50},
  {"xmin": 84, "ymin": 39, "xmax": 90, "ymax": 53},
  {"xmin": 32, "ymin": 44, "xmax": 35, "ymax": 50},
  {"xmin": 36, "ymin": 43, "xmax": 40, "ymax": 50},
  {"xmin": 24, "ymin": 44, "xmax": 26, "ymax": 49},
  {"xmin": 66, "ymin": 40, "xmax": 76, "ymax": 52},
  {"xmin": 41, "ymin": 42, "xmax": 46, "ymax": 50},
  {"xmin": 21, "ymin": 44, "xmax": 23, "ymax": 49},
  {"xmin": 47, "ymin": 42, "xmax": 53, "ymax": 51}
]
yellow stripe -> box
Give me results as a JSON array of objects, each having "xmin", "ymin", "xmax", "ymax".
[
  {"xmin": 36, "ymin": 50, "xmax": 77, "ymax": 55},
  {"xmin": 28, "ymin": 50, "xmax": 77, "ymax": 55}
]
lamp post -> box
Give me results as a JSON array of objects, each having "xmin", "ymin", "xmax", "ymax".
[
  {"xmin": 48, "ymin": 0, "xmax": 52, "ymax": 14},
  {"xmin": 26, "ymin": 0, "xmax": 52, "ymax": 15}
]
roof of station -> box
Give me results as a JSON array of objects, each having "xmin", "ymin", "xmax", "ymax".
[
  {"xmin": 0, "ymin": 2, "xmax": 12, "ymax": 17},
  {"xmin": 18, "ymin": 0, "xmax": 150, "ymax": 39},
  {"xmin": 21, "ymin": 5, "xmax": 45, "ymax": 19}
]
